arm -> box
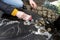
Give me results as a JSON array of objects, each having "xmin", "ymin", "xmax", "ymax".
[
  {"xmin": 0, "ymin": 1, "xmax": 18, "ymax": 16},
  {"xmin": 0, "ymin": 1, "xmax": 32, "ymax": 20}
]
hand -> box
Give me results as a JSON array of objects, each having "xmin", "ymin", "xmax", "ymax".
[
  {"xmin": 16, "ymin": 11, "xmax": 32, "ymax": 21},
  {"xmin": 29, "ymin": 0, "xmax": 37, "ymax": 9}
]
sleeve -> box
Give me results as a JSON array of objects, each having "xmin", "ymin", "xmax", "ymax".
[
  {"xmin": 22, "ymin": 0, "xmax": 29, "ymax": 4},
  {"xmin": 0, "ymin": 1, "xmax": 19, "ymax": 16}
]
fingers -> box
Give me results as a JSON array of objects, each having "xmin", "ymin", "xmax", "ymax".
[
  {"xmin": 23, "ymin": 15, "xmax": 32, "ymax": 20},
  {"xmin": 33, "ymin": 2, "xmax": 37, "ymax": 9},
  {"xmin": 30, "ymin": 1, "xmax": 37, "ymax": 9},
  {"xmin": 16, "ymin": 11, "xmax": 32, "ymax": 21}
]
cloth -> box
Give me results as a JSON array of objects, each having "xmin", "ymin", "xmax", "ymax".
[
  {"xmin": 2, "ymin": 0, "xmax": 24, "ymax": 8},
  {"xmin": 0, "ymin": 1, "xmax": 18, "ymax": 16}
]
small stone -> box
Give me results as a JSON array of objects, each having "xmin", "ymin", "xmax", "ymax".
[
  {"xmin": 40, "ymin": 29, "xmax": 45, "ymax": 33},
  {"xmin": 38, "ymin": 11, "xmax": 43, "ymax": 16},
  {"xmin": 52, "ymin": 16, "xmax": 55, "ymax": 19},
  {"xmin": 37, "ymin": 6, "xmax": 42, "ymax": 10},
  {"xmin": 40, "ymin": 18, "xmax": 44, "ymax": 20},
  {"xmin": 55, "ymin": 14, "xmax": 59, "ymax": 19},
  {"xmin": 48, "ymin": 11, "xmax": 52, "ymax": 15},
  {"xmin": 47, "ymin": 28, "xmax": 51, "ymax": 32},
  {"xmin": 47, "ymin": 15, "xmax": 51, "ymax": 18},
  {"xmin": 42, "ymin": 7, "xmax": 48, "ymax": 10},
  {"xmin": 51, "ymin": 13, "xmax": 55, "ymax": 16},
  {"xmin": 43, "ymin": 11, "xmax": 47, "ymax": 17}
]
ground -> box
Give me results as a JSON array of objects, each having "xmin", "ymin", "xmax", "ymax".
[{"xmin": 0, "ymin": 0, "xmax": 60, "ymax": 40}]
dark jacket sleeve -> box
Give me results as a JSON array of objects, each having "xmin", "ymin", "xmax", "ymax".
[{"xmin": 0, "ymin": 1, "xmax": 18, "ymax": 16}]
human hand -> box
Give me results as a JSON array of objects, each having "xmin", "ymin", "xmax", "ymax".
[
  {"xmin": 16, "ymin": 11, "xmax": 32, "ymax": 21},
  {"xmin": 29, "ymin": 0, "xmax": 37, "ymax": 9}
]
